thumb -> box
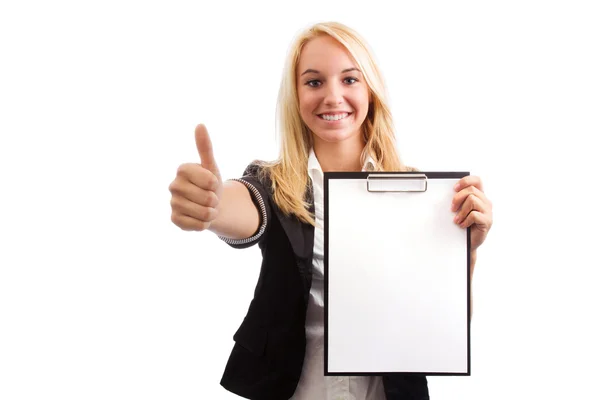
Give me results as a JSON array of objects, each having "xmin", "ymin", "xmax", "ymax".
[{"xmin": 195, "ymin": 124, "xmax": 220, "ymax": 177}]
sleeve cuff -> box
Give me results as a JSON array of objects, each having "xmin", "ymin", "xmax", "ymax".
[{"xmin": 217, "ymin": 178, "xmax": 268, "ymax": 248}]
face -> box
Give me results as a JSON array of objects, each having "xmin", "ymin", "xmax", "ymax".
[{"xmin": 296, "ymin": 35, "xmax": 371, "ymax": 146}]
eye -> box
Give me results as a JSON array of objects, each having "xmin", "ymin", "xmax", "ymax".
[
  {"xmin": 344, "ymin": 77, "xmax": 358, "ymax": 85},
  {"xmin": 305, "ymin": 80, "xmax": 321, "ymax": 87}
]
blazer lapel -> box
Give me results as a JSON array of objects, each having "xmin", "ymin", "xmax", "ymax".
[
  {"xmin": 272, "ymin": 207, "xmax": 315, "ymax": 260},
  {"xmin": 271, "ymin": 185, "xmax": 315, "ymax": 301}
]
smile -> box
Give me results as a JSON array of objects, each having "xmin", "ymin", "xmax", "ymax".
[{"xmin": 318, "ymin": 112, "xmax": 351, "ymax": 121}]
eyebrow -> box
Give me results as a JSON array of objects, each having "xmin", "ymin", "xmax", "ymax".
[{"xmin": 300, "ymin": 67, "xmax": 361, "ymax": 76}]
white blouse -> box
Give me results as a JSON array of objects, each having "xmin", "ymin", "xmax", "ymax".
[{"xmin": 289, "ymin": 148, "xmax": 386, "ymax": 400}]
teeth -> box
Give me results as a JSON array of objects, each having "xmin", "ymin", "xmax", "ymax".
[{"xmin": 321, "ymin": 113, "xmax": 349, "ymax": 121}]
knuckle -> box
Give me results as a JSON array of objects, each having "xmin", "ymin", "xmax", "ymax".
[
  {"xmin": 169, "ymin": 178, "xmax": 182, "ymax": 193},
  {"xmin": 169, "ymin": 178, "xmax": 184, "ymax": 195},
  {"xmin": 207, "ymin": 191, "xmax": 219, "ymax": 208},
  {"xmin": 177, "ymin": 163, "xmax": 194, "ymax": 176},
  {"xmin": 172, "ymin": 212, "xmax": 204, "ymax": 232},
  {"xmin": 170, "ymin": 196, "xmax": 180, "ymax": 210},
  {"xmin": 201, "ymin": 207, "xmax": 214, "ymax": 221},
  {"xmin": 199, "ymin": 221, "xmax": 211, "ymax": 231},
  {"xmin": 208, "ymin": 175, "xmax": 219, "ymax": 191},
  {"xmin": 171, "ymin": 212, "xmax": 182, "ymax": 226},
  {"xmin": 461, "ymin": 211, "xmax": 469, "ymax": 222}
]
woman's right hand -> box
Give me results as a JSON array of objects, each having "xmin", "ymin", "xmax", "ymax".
[{"xmin": 169, "ymin": 124, "xmax": 223, "ymax": 231}]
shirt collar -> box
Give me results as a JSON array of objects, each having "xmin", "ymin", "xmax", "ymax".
[
  {"xmin": 308, "ymin": 147, "xmax": 321, "ymax": 175},
  {"xmin": 364, "ymin": 154, "xmax": 376, "ymax": 171}
]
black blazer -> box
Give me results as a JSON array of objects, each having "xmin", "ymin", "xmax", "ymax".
[{"xmin": 218, "ymin": 162, "xmax": 430, "ymax": 400}]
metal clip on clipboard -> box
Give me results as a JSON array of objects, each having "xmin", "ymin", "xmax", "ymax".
[{"xmin": 366, "ymin": 174, "xmax": 428, "ymax": 192}]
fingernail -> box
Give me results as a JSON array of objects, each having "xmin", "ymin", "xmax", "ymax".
[
  {"xmin": 454, "ymin": 215, "xmax": 459, "ymax": 223},
  {"xmin": 454, "ymin": 183, "xmax": 459, "ymax": 191}
]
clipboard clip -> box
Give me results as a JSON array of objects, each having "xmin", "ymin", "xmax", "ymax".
[{"xmin": 366, "ymin": 174, "xmax": 428, "ymax": 192}]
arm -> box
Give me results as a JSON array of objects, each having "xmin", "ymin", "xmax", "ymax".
[
  {"xmin": 470, "ymin": 249, "xmax": 476, "ymax": 321},
  {"xmin": 210, "ymin": 163, "xmax": 272, "ymax": 248},
  {"xmin": 208, "ymin": 180, "xmax": 261, "ymax": 240}
]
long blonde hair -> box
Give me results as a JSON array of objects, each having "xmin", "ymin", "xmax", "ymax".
[{"xmin": 258, "ymin": 21, "xmax": 414, "ymax": 225}]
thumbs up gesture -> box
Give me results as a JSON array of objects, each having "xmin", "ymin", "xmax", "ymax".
[{"xmin": 169, "ymin": 124, "xmax": 223, "ymax": 231}]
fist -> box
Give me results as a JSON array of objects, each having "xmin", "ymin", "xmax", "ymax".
[{"xmin": 169, "ymin": 124, "xmax": 223, "ymax": 231}]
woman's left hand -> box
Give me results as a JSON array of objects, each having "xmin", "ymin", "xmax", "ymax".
[{"xmin": 451, "ymin": 176, "xmax": 493, "ymax": 251}]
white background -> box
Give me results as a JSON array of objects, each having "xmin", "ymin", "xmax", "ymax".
[{"xmin": 1, "ymin": 1, "xmax": 599, "ymax": 399}]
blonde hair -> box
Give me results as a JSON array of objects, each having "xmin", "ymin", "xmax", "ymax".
[{"xmin": 258, "ymin": 21, "xmax": 414, "ymax": 225}]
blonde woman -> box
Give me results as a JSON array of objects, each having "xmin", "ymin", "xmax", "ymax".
[{"xmin": 169, "ymin": 21, "xmax": 493, "ymax": 400}]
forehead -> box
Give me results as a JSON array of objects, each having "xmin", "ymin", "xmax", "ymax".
[{"xmin": 297, "ymin": 35, "xmax": 357, "ymax": 74}]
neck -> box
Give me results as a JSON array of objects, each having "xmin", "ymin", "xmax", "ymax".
[{"xmin": 313, "ymin": 135, "xmax": 365, "ymax": 172}]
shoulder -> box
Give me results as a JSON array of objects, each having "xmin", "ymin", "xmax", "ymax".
[
  {"xmin": 239, "ymin": 160, "xmax": 277, "ymax": 192},
  {"xmin": 241, "ymin": 159, "xmax": 268, "ymax": 178},
  {"xmin": 241, "ymin": 160, "xmax": 263, "ymax": 177}
]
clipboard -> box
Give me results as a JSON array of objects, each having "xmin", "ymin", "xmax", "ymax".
[{"xmin": 323, "ymin": 171, "xmax": 471, "ymax": 376}]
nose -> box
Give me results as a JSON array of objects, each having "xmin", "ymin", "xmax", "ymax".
[{"xmin": 323, "ymin": 81, "xmax": 343, "ymax": 106}]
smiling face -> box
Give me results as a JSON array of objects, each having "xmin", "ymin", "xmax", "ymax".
[{"xmin": 296, "ymin": 35, "xmax": 371, "ymax": 147}]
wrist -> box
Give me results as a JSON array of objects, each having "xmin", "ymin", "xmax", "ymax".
[{"xmin": 470, "ymin": 250, "xmax": 477, "ymax": 278}]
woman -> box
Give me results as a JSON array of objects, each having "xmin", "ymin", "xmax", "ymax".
[{"xmin": 169, "ymin": 21, "xmax": 493, "ymax": 400}]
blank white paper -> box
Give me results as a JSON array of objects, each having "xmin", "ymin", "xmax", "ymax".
[{"xmin": 326, "ymin": 177, "xmax": 469, "ymax": 374}]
